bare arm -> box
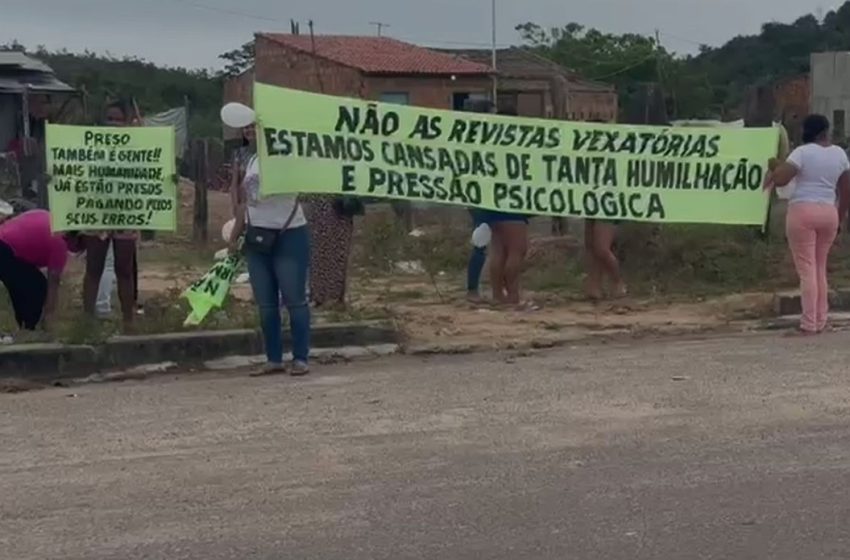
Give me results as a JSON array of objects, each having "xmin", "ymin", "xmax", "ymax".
[
  {"xmin": 229, "ymin": 154, "xmax": 243, "ymax": 214},
  {"xmin": 230, "ymin": 202, "xmax": 246, "ymax": 247},
  {"xmin": 771, "ymin": 162, "xmax": 799, "ymax": 188},
  {"xmin": 229, "ymin": 157, "xmax": 246, "ymax": 251}
]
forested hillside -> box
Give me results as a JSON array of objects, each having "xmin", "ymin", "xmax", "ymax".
[{"xmin": 1, "ymin": 41, "xmax": 222, "ymax": 137}]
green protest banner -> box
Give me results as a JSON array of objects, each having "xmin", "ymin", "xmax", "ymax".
[
  {"xmin": 183, "ymin": 255, "xmax": 241, "ymax": 326},
  {"xmin": 254, "ymin": 83, "xmax": 781, "ymax": 225},
  {"xmin": 46, "ymin": 124, "xmax": 177, "ymax": 232}
]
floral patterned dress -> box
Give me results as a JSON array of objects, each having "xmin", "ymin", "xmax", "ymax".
[{"xmin": 303, "ymin": 195, "xmax": 354, "ymax": 306}]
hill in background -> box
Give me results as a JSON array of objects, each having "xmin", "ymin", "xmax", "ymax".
[
  {"xmin": 1, "ymin": 41, "xmax": 222, "ymax": 138},
  {"xmin": 5, "ymin": 0, "xmax": 850, "ymax": 136}
]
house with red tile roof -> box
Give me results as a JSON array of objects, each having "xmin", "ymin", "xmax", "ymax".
[
  {"xmin": 224, "ymin": 33, "xmax": 494, "ymax": 122},
  {"xmin": 224, "ymin": 34, "xmax": 618, "ymax": 127}
]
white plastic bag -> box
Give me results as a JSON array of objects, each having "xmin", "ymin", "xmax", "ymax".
[
  {"xmin": 471, "ymin": 223, "xmax": 492, "ymax": 248},
  {"xmin": 221, "ymin": 218, "xmax": 235, "ymax": 242},
  {"xmin": 776, "ymin": 179, "xmax": 796, "ymax": 200}
]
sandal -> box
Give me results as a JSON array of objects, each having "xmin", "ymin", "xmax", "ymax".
[
  {"xmin": 250, "ymin": 362, "xmax": 288, "ymax": 377},
  {"xmin": 612, "ymin": 283, "xmax": 629, "ymax": 299},
  {"xmin": 784, "ymin": 328, "xmax": 819, "ymax": 338},
  {"xmin": 516, "ymin": 300, "xmax": 541, "ymax": 312}
]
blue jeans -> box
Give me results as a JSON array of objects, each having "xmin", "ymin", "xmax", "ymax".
[
  {"xmin": 246, "ymin": 226, "xmax": 311, "ymax": 363},
  {"xmin": 467, "ymin": 209, "xmax": 487, "ymax": 293}
]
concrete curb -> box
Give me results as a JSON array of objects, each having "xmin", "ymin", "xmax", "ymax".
[
  {"xmin": 762, "ymin": 312, "xmax": 850, "ymax": 331},
  {"xmin": 774, "ymin": 289, "xmax": 850, "ymax": 316},
  {"xmin": 65, "ymin": 344, "xmax": 402, "ymax": 386},
  {"xmin": 0, "ymin": 321, "xmax": 400, "ymax": 380},
  {"xmin": 403, "ymin": 324, "xmax": 752, "ymax": 357}
]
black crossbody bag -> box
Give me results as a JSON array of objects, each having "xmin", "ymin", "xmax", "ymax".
[{"xmin": 244, "ymin": 200, "xmax": 300, "ymax": 255}]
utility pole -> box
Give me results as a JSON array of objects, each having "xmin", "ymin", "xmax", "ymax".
[
  {"xmin": 491, "ymin": 0, "xmax": 498, "ymax": 110},
  {"xmin": 369, "ymin": 21, "xmax": 390, "ymax": 37},
  {"xmin": 309, "ymin": 20, "xmax": 326, "ymax": 92},
  {"xmin": 654, "ymin": 29, "xmax": 670, "ymax": 122}
]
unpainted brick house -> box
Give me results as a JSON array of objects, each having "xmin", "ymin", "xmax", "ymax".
[
  {"xmin": 224, "ymin": 33, "xmax": 493, "ymax": 137},
  {"xmin": 743, "ymin": 74, "xmax": 810, "ymax": 146},
  {"xmin": 773, "ymin": 74, "xmax": 809, "ymax": 145},
  {"xmin": 440, "ymin": 48, "xmax": 618, "ymax": 122},
  {"xmin": 223, "ymin": 35, "xmax": 618, "ymax": 127}
]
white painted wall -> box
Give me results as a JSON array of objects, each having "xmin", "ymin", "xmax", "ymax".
[{"xmin": 811, "ymin": 52, "xmax": 850, "ymax": 140}]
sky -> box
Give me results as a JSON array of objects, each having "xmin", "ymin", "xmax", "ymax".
[{"xmin": 0, "ymin": 0, "xmax": 843, "ymax": 70}]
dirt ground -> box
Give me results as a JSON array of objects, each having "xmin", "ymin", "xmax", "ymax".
[
  {"xmin": 4, "ymin": 181, "xmax": 786, "ymax": 344},
  {"xmin": 345, "ymin": 274, "xmax": 774, "ymax": 349},
  {"xmin": 119, "ymin": 182, "xmax": 778, "ymax": 348}
]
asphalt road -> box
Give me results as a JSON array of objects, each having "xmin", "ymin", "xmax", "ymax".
[{"xmin": 3, "ymin": 332, "xmax": 850, "ymax": 560}]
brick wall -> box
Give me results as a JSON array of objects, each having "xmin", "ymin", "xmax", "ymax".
[
  {"xmin": 231, "ymin": 35, "xmax": 617, "ymax": 123},
  {"xmin": 250, "ymin": 36, "xmax": 493, "ymax": 111},
  {"xmin": 223, "ymin": 69, "xmax": 254, "ymax": 106},
  {"xmin": 774, "ymin": 74, "xmax": 809, "ymax": 145},
  {"xmin": 221, "ymin": 69, "xmax": 254, "ymax": 140},
  {"xmin": 498, "ymin": 78, "xmax": 553, "ymax": 118},
  {"xmin": 363, "ymin": 75, "xmax": 492, "ymax": 109},
  {"xmin": 499, "ymin": 77, "xmax": 618, "ymax": 122},
  {"xmin": 253, "ymin": 34, "xmax": 366, "ymax": 97},
  {"xmin": 566, "ymin": 90, "xmax": 619, "ymax": 123}
]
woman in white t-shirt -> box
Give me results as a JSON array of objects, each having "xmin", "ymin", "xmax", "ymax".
[
  {"xmin": 765, "ymin": 114, "xmax": 850, "ymax": 334},
  {"xmin": 228, "ymin": 116, "xmax": 311, "ymax": 376}
]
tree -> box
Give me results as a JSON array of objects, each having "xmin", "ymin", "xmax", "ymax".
[
  {"xmin": 516, "ymin": 23, "xmax": 661, "ymax": 83},
  {"xmin": 518, "ymin": 1, "xmax": 850, "ymax": 121},
  {"xmin": 516, "ymin": 23, "xmax": 672, "ymax": 121},
  {"xmin": 0, "ymin": 40, "xmax": 26, "ymax": 52},
  {"xmin": 1, "ymin": 41, "xmax": 223, "ymax": 137},
  {"xmin": 218, "ymin": 41, "xmax": 254, "ymax": 78}
]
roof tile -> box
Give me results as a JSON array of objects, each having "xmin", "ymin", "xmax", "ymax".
[{"xmin": 260, "ymin": 34, "xmax": 492, "ymax": 75}]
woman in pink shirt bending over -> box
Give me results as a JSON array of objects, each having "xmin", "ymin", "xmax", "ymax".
[
  {"xmin": 765, "ymin": 114, "xmax": 850, "ymax": 334},
  {"xmin": 0, "ymin": 209, "xmax": 84, "ymax": 331}
]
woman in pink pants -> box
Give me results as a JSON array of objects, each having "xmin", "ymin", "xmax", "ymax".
[{"xmin": 766, "ymin": 114, "xmax": 850, "ymax": 334}]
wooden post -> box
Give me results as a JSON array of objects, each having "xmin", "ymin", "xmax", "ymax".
[{"xmin": 192, "ymin": 139, "xmax": 209, "ymax": 243}]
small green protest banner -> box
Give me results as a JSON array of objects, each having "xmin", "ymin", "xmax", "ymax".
[
  {"xmin": 183, "ymin": 255, "xmax": 241, "ymax": 326},
  {"xmin": 46, "ymin": 124, "xmax": 177, "ymax": 232},
  {"xmin": 254, "ymin": 83, "xmax": 781, "ymax": 225}
]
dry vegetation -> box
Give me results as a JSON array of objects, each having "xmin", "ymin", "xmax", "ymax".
[{"xmin": 3, "ymin": 186, "xmax": 848, "ymax": 346}]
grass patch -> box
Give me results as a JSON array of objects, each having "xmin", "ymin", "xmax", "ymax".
[
  {"xmin": 616, "ymin": 224, "xmax": 781, "ymax": 297},
  {"xmin": 378, "ymin": 289, "xmax": 428, "ymax": 303},
  {"xmin": 350, "ymin": 208, "xmax": 815, "ymax": 303},
  {"xmin": 139, "ymin": 241, "xmax": 219, "ymax": 272},
  {"xmin": 0, "ymin": 274, "xmax": 392, "ymax": 344},
  {"xmin": 6, "ymin": 202, "xmax": 848, "ymax": 342},
  {"xmin": 319, "ymin": 305, "xmax": 394, "ymax": 324},
  {"xmin": 525, "ymin": 253, "xmax": 585, "ymax": 295},
  {"xmin": 353, "ymin": 206, "xmax": 471, "ymax": 276}
]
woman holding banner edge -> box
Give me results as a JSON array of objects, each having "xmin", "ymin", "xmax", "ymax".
[
  {"xmin": 464, "ymin": 100, "xmax": 531, "ymax": 307},
  {"xmin": 226, "ymin": 107, "xmax": 312, "ymax": 377},
  {"xmin": 583, "ymin": 220, "xmax": 626, "ymax": 301},
  {"xmin": 584, "ymin": 119, "xmax": 626, "ymax": 301},
  {"xmin": 765, "ymin": 114, "xmax": 850, "ymax": 334}
]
